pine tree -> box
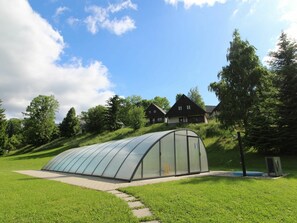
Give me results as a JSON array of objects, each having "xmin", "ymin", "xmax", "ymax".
[
  {"xmin": 60, "ymin": 107, "xmax": 80, "ymax": 137},
  {"xmin": 269, "ymin": 32, "xmax": 297, "ymax": 154},
  {"xmin": 105, "ymin": 95, "xmax": 122, "ymax": 131}
]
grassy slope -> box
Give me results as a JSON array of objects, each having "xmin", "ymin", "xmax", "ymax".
[{"xmin": 1, "ymin": 122, "xmax": 296, "ymax": 222}]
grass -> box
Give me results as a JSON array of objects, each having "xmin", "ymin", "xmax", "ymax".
[
  {"xmin": 1, "ymin": 121, "xmax": 297, "ymax": 222},
  {"xmin": 0, "ymin": 151, "xmax": 138, "ymax": 222},
  {"xmin": 122, "ymin": 175, "xmax": 297, "ymax": 223}
]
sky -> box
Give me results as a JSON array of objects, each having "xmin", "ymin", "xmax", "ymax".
[{"xmin": 0, "ymin": 0, "xmax": 296, "ymax": 121}]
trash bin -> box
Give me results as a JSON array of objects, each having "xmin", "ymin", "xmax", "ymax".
[{"xmin": 265, "ymin": 157, "xmax": 283, "ymax": 177}]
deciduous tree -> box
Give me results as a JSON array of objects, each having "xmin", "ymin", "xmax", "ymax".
[
  {"xmin": 209, "ymin": 30, "xmax": 266, "ymax": 132},
  {"xmin": 0, "ymin": 99, "xmax": 7, "ymax": 155},
  {"xmin": 81, "ymin": 105, "xmax": 107, "ymax": 133},
  {"xmin": 128, "ymin": 106, "xmax": 146, "ymax": 130},
  {"xmin": 187, "ymin": 86, "xmax": 205, "ymax": 109},
  {"xmin": 23, "ymin": 95, "xmax": 59, "ymax": 145}
]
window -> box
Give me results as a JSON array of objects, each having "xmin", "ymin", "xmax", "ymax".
[
  {"xmin": 153, "ymin": 110, "xmax": 156, "ymax": 113},
  {"xmin": 149, "ymin": 111, "xmax": 151, "ymax": 114},
  {"xmin": 187, "ymin": 105, "xmax": 191, "ymax": 110},
  {"xmin": 157, "ymin": 117, "xmax": 163, "ymax": 122},
  {"xmin": 178, "ymin": 106, "xmax": 182, "ymax": 111}
]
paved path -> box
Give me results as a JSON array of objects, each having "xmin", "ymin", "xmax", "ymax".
[{"xmin": 15, "ymin": 170, "xmax": 230, "ymax": 191}]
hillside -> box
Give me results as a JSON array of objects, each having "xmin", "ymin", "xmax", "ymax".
[{"xmin": 7, "ymin": 121, "xmax": 296, "ymax": 172}]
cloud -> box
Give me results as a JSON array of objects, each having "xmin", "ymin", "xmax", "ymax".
[
  {"xmin": 0, "ymin": 0, "xmax": 114, "ymax": 121},
  {"xmin": 164, "ymin": 0, "xmax": 227, "ymax": 9},
  {"xmin": 67, "ymin": 16, "xmax": 80, "ymax": 26},
  {"xmin": 277, "ymin": 0, "xmax": 297, "ymax": 39},
  {"xmin": 53, "ymin": 6, "xmax": 69, "ymax": 22},
  {"xmin": 84, "ymin": 0, "xmax": 136, "ymax": 35}
]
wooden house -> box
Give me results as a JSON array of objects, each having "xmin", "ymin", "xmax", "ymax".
[
  {"xmin": 166, "ymin": 94, "xmax": 207, "ymax": 124},
  {"xmin": 145, "ymin": 103, "xmax": 167, "ymax": 124}
]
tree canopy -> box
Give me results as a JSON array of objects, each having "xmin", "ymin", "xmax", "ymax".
[
  {"xmin": 269, "ymin": 32, "xmax": 297, "ymax": 154},
  {"xmin": 187, "ymin": 86, "xmax": 205, "ymax": 109},
  {"xmin": 23, "ymin": 95, "xmax": 59, "ymax": 145},
  {"xmin": 209, "ymin": 30, "xmax": 266, "ymax": 131},
  {"xmin": 60, "ymin": 107, "xmax": 80, "ymax": 137},
  {"xmin": 0, "ymin": 99, "xmax": 7, "ymax": 155}
]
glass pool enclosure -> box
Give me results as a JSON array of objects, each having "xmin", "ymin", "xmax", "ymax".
[{"xmin": 42, "ymin": 129, "xmax": 209, "ymax": 181}]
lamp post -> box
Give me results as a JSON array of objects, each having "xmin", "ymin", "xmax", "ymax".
[{"xmin": 237, "ymin": 131, "xmax": 247, "ymax": 176}]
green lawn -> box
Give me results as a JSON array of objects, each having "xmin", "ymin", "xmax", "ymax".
[
  {"xmin": 1, "ymin": 123, "xmax": 296, "ymax": 222},
  {"xmin": 122, "ymin": 174, "xmax": 297, "ymax": 223},
  {"xmin": 0, "ymin": 155, "xmax": 138, "ymax": 223}
]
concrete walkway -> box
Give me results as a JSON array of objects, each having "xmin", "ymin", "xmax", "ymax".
[{"xmin": 15, "ymin": 170, "xmax": 230, "ymax": 191}]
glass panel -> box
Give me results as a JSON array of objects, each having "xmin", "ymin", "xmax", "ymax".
[
  {"xmin": 62, "ymin": 146, "xmax": 91, "ymax": 172},
  {"xmin": 199, "ymin": 139, "xmax": 209, "ymax": 172},
  {"xmin": 43, "ymin": 149, "xmax": 73, "ymax": 170},
  {"xmin": 93, "ymin": 138, "xmax": 130, "ymax": 177},
  {"xmin": 68, "ymin": 145, "xmax": 98, "ymax": 173},
  {"xmin": 133, "ymin": 162, "xmax": 142, "ymax": 180},
  {"xmin": 83, "ymin": 141, "xmax": 123, "ymax": 175},
  {"xmin": 188, "ymin": 137, "xmax": 200, "ymax": 173},
  {"xmin": 161, "ymin": 133, "xmax": 175, "ymax": 176},
  {"xmin": 102, "ymin": 135, "xmax": 150, "ymax": 178},
  {"xmin": 116, "ymin": 131, "xmax": 171, "ymax": 180},
  {"xmin": 51, "ymin": 148, "xmax": 81, "ymax": 171},
  {"xmin": 187, "ymin": 130, "xmax": 198, "ymax": 137},
  {"xmin": 175, "ymin": 130, "xmax": 187, "ymax": 136},
  {"xmin": 175, "ymin": 134, "xmax": 188, "ymax": 175},
  {"xmin": 143, "ymin": 143, "xmax": 160, "ymax": 178},
  {"xmin": 55, "ymin": 147, "xmax": 87, "ymax": 172},
  {"xmin": 75, "ymin": 142, "xmax": 110, "ymax": 174}
]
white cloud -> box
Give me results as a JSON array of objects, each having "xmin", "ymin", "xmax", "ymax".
[
  {"xmin": 53, "ymin": 6, "xmax": 69, "ymax": 22},
  {"xmin": 67, "ymin": 16, "xmax": 80, "ymax": 26},
  {"xmin": 277, "ymin": 0, "xmax": 297, "ymax": 39},
  {"xmin": 0, "ymin": 0, "xmax": 114, "ymax": 120},
  {"xmin": 164, "ymin": 0, "xmax": 227, "ymax": 9},
  {"xmin": 84, "ymin": 0, "xmax": 136, "ymax": 35}
]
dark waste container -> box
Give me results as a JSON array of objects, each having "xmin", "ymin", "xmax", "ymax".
[{"xmin": 265, "ymin": 157, "xmax": 283, "ymax": 177}]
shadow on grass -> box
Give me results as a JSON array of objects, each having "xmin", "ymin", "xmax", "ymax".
[
  {"xmin": 11, "ymin": 133, "xmax": 97, "ymax": 160},
  {"xmin": 207, "ymin": 136, "xmax": 269, "ymax": 171},
  {"xmin": 182, "ymin": 176, "xmax": 254, "ymax": 185}
]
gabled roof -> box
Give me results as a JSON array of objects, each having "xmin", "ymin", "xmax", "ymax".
[
  {"xmin": 205, "ymin": 105, "xmax": 216, "ymax": 114},
  {"xmin": 145, "ymin": 103, "xmax": 166, "ymax": 115},
  {"xmin": 166, "ymin": 94, "xmax": 206, "ymax": 117}
]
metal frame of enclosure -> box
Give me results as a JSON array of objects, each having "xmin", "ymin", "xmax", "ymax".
[{"xmin": 42, "ymin": 129, "xmax": 209, "ymax": 182}]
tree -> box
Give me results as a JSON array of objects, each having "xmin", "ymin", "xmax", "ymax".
[
  {"xmin": 209, "ymin": 30, "xmax": 266, "ymax": 131},
  {"xmin": 269, "ymin": 32, "xmax": 297, "ymax": 154},
  {"xmin": 23, "ymin": 95, "xmax": 59, "ymax": 146},
  {"xmin": 105, "ymin": 95, "xmax": 122, "ymax": 131},
  {"xmin": 245, "ymin": 71, "xmax": 280, "ymax": 154},
  {"xmin": 128, "ymin": 106, "xmax": 146, "ymax": 130},
  {"xmin": 81, "ymin": 105, "xmax": 107, "ymax": 133},
  {"xmin": 176, "ymin": 94, "xmax": 183, "ymax": 102},
  {"xmin": 119, "ymin": 95, "xmax": 143, "ymax": 126},
  {"xmin": 0, "ymin": 99, "xmax": 7, "ymax": 155},
  {"xmin": 60, "ymin": 107, "xmax": 80, "ymax": 137},
  {"xmin": 6, "ymin": 118, "xmax": 24, "ymax": 151},
  {"xmin": 187, "ymin": 86, "xmax": 205, "ymax": 109},
  {"xmin": 152, "ymin": 96, "xmax": 170, "ymax": 111}
]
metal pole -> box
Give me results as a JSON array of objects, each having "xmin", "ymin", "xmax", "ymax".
[{"xmin": 237, "ymin": 131, "xmax": 247, "ymax": 176}]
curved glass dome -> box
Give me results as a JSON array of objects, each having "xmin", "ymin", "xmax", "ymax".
[{"xmin": 42, "ymin": 129, "xmax": 208, "ymax": 181}]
